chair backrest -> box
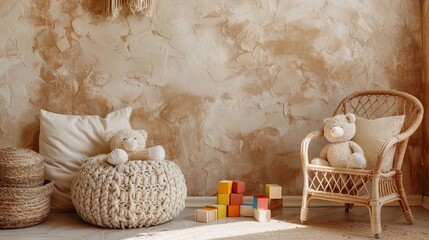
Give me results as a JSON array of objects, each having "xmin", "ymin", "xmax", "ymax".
[{"xmin": 333, "ymin": 90, "xmax": 424, "ymax": 170}]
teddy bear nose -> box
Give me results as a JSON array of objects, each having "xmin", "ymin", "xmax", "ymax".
[
  {"xmin": 330, "ymin": 126, "xmax": 344, "ymax": 138},
  {"xmin": 123, "ymin": 138, "xmax": 138, "ymax": 151}
]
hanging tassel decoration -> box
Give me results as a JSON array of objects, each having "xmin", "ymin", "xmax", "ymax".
[
  {"xmin": 129, "ymin": 0, "xmax": 151, "ymax": 15},
  {"xmin": 106, "ymin": 0, "xmax": 151, "ymax": 19}
]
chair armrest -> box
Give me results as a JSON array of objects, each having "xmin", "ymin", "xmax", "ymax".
[
  {"xmin": 373, "ymin": 136, "xmax": 400, "ymax": 173},
  {"xmin": 300, "ymin": 130, "xmax": 324, "ymax": 168}
]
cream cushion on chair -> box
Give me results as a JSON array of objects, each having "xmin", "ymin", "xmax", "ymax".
[
  {"xmin": 353, "ymin": 115, "xmax": 405, "ymax": 172},
  {"xmin": 39, "ymin": 107, "xmax": 132, "ymax": 210}
]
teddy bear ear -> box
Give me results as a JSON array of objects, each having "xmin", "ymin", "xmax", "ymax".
[
  {"xmin": 137, "ymin": 129, "xmax": 148, "ymax": 139},
  {"xmin": 323, "ymin": 117, "xmax": 332, "ymax": 124},
  {"xmin": 345, "ymin": 113, "xmax": 356, "ymax": 123},
  {"xmin": 105, "ymin": 131, "xmax": 117, "ymax": 142}
]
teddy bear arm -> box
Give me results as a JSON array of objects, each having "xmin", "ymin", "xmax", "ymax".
[
  {"xmin": 128, "ymin": 145, "xmax": 166, "ymax": 161},
  {"xmin": 347, "ymin": 141, "xmax": 367, "ymax": 169},
  {"xmin": 107, "ymin": 148, "xmax": 129, "ymax": 165},
  {"xmin": 128, "ymin": 149, "xmax": 151, "ymax": 160},
  {"xmin": 319, "ymin": 145, "xmax": 329, "ymax": 159},
  {"xmin": 348, "ymin": 141, "xmax": 364, "ymax": 154}
]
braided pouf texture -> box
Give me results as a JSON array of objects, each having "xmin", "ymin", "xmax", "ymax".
[{"xmin": 71, "ymin": 154, "xmax": 187, "ymax": 228}]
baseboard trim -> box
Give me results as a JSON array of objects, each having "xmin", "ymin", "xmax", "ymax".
[
  {"xmin": 422, "ymin": 196, "xmax": 429, "ymax": 210},
  {"xmin": 185, "ymin": 195, "xmax": 423, "ymax": 208}
]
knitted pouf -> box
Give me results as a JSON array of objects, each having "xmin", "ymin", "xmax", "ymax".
[{"xmin": 71, "ymin": 154, "xmax": 187, "ymax": 228}]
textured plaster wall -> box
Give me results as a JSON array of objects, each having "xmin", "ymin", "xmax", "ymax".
[
  {"xmin": 423, "ymin": 0, "xmax": 429, "ymax": 197},
  {"xmin": 0, "ymin": 0, "xmax": 423, "ymax": 196}
]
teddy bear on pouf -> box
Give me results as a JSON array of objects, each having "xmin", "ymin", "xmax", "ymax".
[
  {"xmin": 311, "ymin": 113, "xmax": 366, "ymax": 169},
  {"xmin": 105, "ymin": 129, "xmax": 166, "ymax": 165}
]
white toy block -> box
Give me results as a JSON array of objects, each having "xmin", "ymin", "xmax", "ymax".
[
  {"xmin": 195, "ymin": 208, "xmax": 217, "ymax": 223},
  {"xmin": 240, "ymin": 204, "xmax": 254, "ymax": 217},
  {"xmin": 265, "ymin": 184, "xmax": 282, "ymax": 199},
  {"xmin": 254, "ymin": 209, "xmax": 271, "ymax": 222}
]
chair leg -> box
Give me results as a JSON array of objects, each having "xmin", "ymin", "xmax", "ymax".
[
  {"xmin": 300, "ymin": 193, "xmax": 309, "ymax": 223},
  {"xmin": 345, "ymin": 203, "xmax": 354, "ymax": 213},
  {"xmin": 370, "ymin": 201, "xmax": 382, "ymax": 238},
  {"xmin": 396, "ymin": 174, "xmax": 414, "ymax": 224}
]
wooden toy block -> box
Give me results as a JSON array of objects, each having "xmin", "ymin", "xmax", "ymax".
[
  {"xmin": 206, "ymin": 204, "xmax": 227, "ymax": 219},
  {"xmin": 217, "ymin": 193, "xmax": 230, "ymax": 205},
  {"xmin": 253, "ymin": 195, "xmax": 268, "ymax": 210},
  {"xmin": 218, "ymin": 180, "xmax": 233, "ymax": 194},
  {"xmin": 232, "ymin": 180, "xmax": 245, "ymax": 194},
  {"xmin": 254, "ymin": 209, "xmax": 271, "ymax": 222},
  {"xmin": 265, "ymin": 184, "xmax": 282, "ymax": 199},
  {"xmin": 240, "ymin": 203, "xmax": 254, "ymax": 217},
  {"xmin": 228, "ymin": 205, "xmax": 240, "ymax": 217},
  {"xmin": 268, "ymin": 198, "xmax": 283, "ymax": 210},
  {"xmin": 230, "ymin": 193, "xmax": 243, "ymax": 205},
  {"xmin": 271, "ymin": 207, "xmax": 283, "ymax": 217},
  {"xmin": 195, "ymin": 207, "xmax": 217, "ymax": 223}
]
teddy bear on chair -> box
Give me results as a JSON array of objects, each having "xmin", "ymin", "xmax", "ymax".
[
  {"xmin": 311, "ymin": 113, "xmax": 366, "ymax": 169},
  {"xmin": 106, "ymin": 129, "xmax": 166, "ymax": 166}
]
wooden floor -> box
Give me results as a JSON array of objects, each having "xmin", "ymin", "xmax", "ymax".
[{"xmin": 0, "ymin": 207, "xmax": 428, "ymax": 239}]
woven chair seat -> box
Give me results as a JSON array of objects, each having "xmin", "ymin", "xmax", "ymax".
[{"xmin": 71, "ymin": 155, "xmax": 187, "ymax": 228}]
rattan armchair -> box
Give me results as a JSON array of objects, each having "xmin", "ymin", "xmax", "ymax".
[{"xmin": 300, "ymin": 90, "xmax": 423, "ymax": 238}]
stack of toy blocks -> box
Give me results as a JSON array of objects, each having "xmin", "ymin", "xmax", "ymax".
[
  {"xmin": 195, "ymin": 181, "xmax": 283, "ymax": 223},
  {"xmin": 253, "ymin": 195, "xmax": 270, "ymax": 222},
  {"xmin": 265, "ymin": 183, "xmax": 283, "ymax": 216},
  {"xmin": 217, "ymin": 180, "xmax": 244, "ymax": 217}
]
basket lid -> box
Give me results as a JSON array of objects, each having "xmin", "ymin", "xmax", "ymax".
[{"xmin": 0, "ymin": 148, "xmax": 44, "ymax": 166}]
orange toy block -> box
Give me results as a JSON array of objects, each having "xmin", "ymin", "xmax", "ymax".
[
  {"xmin": 228, "ymin": 205, "xmax": 240, "ymax": 217},
  {"xmin": 232, "ymin": 180, "xmax": 245, "ymax": 194},
  {"xmin": 207, "ymin": 204, "xmax": 227, "ymax": 219},
  {"xmin": 265, "ymin": 184, "xmax": 282, "ymax": 199},
  {"xmin": 195, "ymin": 207, "xmax": 217, "ymax": 223},
  {"xmin": 217, "ymin": 193, "xmax": 230, "ymax": 205},
  {"xmin": 253, "ymin": 195, "xmax": 268, "ymax": 210},
  {"xmin": 218, "ymin": 180, "xmax": 233, "ymax": 194},
  {"xmin": 230, "ymin": 193, "xmax": 243, "ymax": 206}
]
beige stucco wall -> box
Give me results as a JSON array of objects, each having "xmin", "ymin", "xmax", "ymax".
[
  {"xmin": 423, "ymin": 0, "xmax": 429, "ymax": 197},
  {"xmin": 0, "ymin": 0, "xmax": 423, "ymax": 196}
]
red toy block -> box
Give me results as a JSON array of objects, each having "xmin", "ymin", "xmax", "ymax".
[
  {"xmin": 253, "ymin": 195, "xmax": 268, "ymax": 210},
  {"xmin": 232, "ymin": 180, "xmax": 245, "ymax": 194},
  {"xmin": 228, "ymin": 205, "xmax": 240, "ymax": 217},
  {"xmin": 230, "ymin": 193, "xmax": 243, "ymax": 205}
]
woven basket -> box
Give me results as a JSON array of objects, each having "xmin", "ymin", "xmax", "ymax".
[
  {"xmin": 0, "ymin": 148, "xmax": 44, "ymax": 187},
  {"xmin": 0, "ymin": 180, "xmax": 54, "ymax": 229}
]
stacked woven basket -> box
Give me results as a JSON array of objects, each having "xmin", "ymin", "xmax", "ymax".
[{"xmin": 0, "ymin": 148, "xmax": 53, "ymax": 229}]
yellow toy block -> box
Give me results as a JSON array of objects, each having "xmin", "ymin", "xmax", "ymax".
[
  {"xmin": 206, "ymin": 204, "xmax": 227, "ymax": 219},
  {"xmin": 217, "ymin": 193, "xmax": 230, "ymax": 205},
  {"xmin": 218, "ymin": 180, "xmax": 233, "ymax": 194},
  {"xmin": 265, "ymin": 184, "xmax": 282, "ymax": 199},
  {"xmin": 195, "ymin": 207, "xmax": 217, "ymax": 223},
  {"xmin": 254, "ymin": 209, "xmax": 271, "ymax": 222}
]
